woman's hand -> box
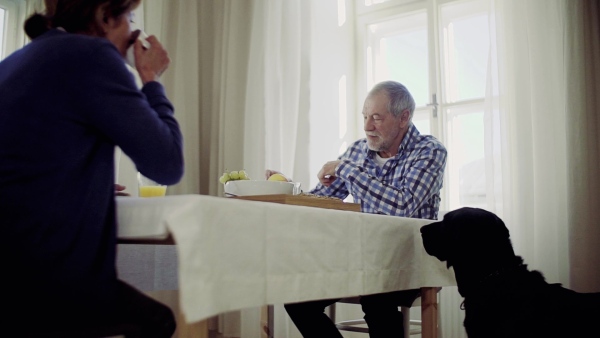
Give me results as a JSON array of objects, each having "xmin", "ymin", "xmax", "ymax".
[
  {"xmin": 115, "ymin": 184, "xmax": 130, "ymax": 196},
  {"xmin": 134, "ymin": 35, "xmax": 170, "ymax": 84}
]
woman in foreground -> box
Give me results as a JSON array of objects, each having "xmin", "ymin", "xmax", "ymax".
[{"xmin": 0, "ymin": 0, "xmax": 184, "ymax": 336}]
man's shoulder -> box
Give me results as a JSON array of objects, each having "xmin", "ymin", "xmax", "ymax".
[{"xmin": 412, "ymin": 134, "xmax": 447, "ymax": 152}]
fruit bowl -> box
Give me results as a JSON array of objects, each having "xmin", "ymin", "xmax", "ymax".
[{"xmin": 224, "ymin": 180, "xmax": 296, "ymax": 196}]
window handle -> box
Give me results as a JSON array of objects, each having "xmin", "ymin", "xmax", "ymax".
[{"xmin": 427, "ymin": 94, "xmax": 438, "ymax": 118}]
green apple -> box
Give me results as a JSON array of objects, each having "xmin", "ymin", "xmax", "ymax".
[{"xmin": 268, "ymin": 173, "xmax": 288, "ymax": 182}]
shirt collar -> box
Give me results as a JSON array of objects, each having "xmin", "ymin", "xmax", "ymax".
[{"xmin": 398, "ymin": 123, "xmax": 419, "ymax": 151}]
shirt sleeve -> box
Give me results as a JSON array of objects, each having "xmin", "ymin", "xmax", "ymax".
[
  {"xmin": 308, "ymin": 178, "xmax": 350, "ymax": 200},
  {"xmin": 336, "ymin": 142, "xmax": 447, "ymax": 217},
  {"xmin": 308, "ymin": 145, "xmax": 355, "ymax": 199},
  {"xmin": 74, "ymin": 41, "xmax": 184, "ymax": 185}
]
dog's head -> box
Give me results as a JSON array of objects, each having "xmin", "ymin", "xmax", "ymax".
[{"xmin": 420, "ymin": 208, "xmax": 516, "ymax": 294}]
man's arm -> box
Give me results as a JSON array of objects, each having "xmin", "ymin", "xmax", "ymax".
[
  {"xmin": 307, "ymin": 142, "xmax": 368, "ymax": 200},
  {"xmin": 336, "ymin": 143, "xmax": 447, "ymax": 217},
  {"xmin": 309, "ymin": 176, "xmax": 350, "ymax": 200}
]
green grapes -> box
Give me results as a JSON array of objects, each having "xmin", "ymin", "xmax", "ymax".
[
  {"xmin": 219, "ymin": 169, "xmax": 250, "ymax": 184},
  {"xmin": 219, "ymin": 171, "xmax": 231, "ymax": 184}
]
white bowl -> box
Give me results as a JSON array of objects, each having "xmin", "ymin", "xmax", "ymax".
[{"xmin": 224, "ymin": 180, "xmax": 295, "ymax": 196}]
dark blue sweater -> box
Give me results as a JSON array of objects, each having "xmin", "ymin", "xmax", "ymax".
[{"xmin": 0, "ymin": 29, "xmax": 184, "ymax": 319}]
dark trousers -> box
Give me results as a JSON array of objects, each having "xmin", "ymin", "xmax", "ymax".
[
  {"xmin": 284, "ymin": 288, "xmax": 420, "ymax": 338},
  {"xmin": 7, "ymin": 280, "xmax": 176, "ymax": 338}
]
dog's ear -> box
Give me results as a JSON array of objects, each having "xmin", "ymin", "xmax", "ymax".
[
  {"xmin": 446, "ymin": 207, "xmax": 514, "ymax": 262},
  {"xmin": 445, "ymin": 207, "xmax": 509, "ymax": 241}
]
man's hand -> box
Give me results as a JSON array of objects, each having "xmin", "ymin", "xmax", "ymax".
[
  {"xmin": 264, "ymin": 169, "xmax": 282, "ymax": 180},
  {"xmin": 317, "ymin": 160, "xmax": 341, "ymax": 187},
  {"xmin": 115, "ymin": 184, "xmax": 130, "ymax": 197}
]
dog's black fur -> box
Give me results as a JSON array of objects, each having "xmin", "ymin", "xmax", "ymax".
[{"xmin": 420, "ymin": 207, "xmax": 600, "ymax": 338}]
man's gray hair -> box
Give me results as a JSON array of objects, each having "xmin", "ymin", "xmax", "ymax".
[{"xmin": 368, "ymin": 81, "xmax": 416, "ymax": 120}]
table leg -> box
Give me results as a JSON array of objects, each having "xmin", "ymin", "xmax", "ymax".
[
  {"xmin": 420, "ymin": 287, "xmax": 438, "ymax": 338},
  {"xmin": 260, "ymin": 305, "xmax": 274, "ymax": 338}
]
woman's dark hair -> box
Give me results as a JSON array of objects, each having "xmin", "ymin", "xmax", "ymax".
[{"xmin": 24, "ymin": 0, "xmax": 141, "ymax": 40}]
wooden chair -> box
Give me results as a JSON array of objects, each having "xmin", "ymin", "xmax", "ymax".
[{"xmin": 328, "ymin": 296, "xmax": 422, "ymax": 336}]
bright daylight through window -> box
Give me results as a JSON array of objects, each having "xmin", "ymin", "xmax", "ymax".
[
  {"xmin": 357, "ymin": 0, "xmax": 497, "ymax": 212},
  {"xmin": 0, "ymin": 0, "xmax": 26, "ymax": 62},
  {"xmin": 0, "ymin": 7, "xmax": 6, "ymax": 60}
]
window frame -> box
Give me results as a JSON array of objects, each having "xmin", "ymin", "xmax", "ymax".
[
  {"xmin": 353, "ymin": 0, "xmax": 497, "ymax": 212},
  {"xmin": 0, "ymin": 0, "xmax": 26, "ymax": 61},
  {"xmin": 354, "ymin": 0, "xmax": 443, "ymax": 138}
]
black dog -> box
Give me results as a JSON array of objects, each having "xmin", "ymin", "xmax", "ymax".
[{"xmin": 420, "ymin": 207, "xmax": 600, "ymax": 338}]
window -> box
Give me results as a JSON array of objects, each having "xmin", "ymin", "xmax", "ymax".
[
  {"xmin": 0, "ymin": 0, "xmax": 26, "ymax": 61},
  {"xmin": 0, "ymin": 6, "xmax": 7, "ymax": 59},
  {"xmin": 355, "ymin": 0, "xmax": 498, "ymax": 212}
]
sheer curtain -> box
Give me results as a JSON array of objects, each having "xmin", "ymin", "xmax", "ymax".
[
  {"xmin": 242, "ymin": 3, "xmax": 312, "ymax": 337},
  {"xmin": 140, "ymin": 0, "xmax": 254, "ymax": 197},
  {"xmin": 145, "ymin": 0, "xmax": 313, "ymax": 197},
  {"xmin": 494, "ymin": 0, "xmax": 600, "ymax": 290},
  {"xmin": 243, "ymin": 0, "xmax": 312, "ymax": 187}
]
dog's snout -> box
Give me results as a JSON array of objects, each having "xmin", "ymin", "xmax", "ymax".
[
  {"xmin": 420, "ymin": 222, "xmax": 433, "ymax": 234},
  {"xmin": 420, "ymin": 221, "xmax": 440, "ymax": 234},
  {"xmin": 420, "ymin": 221, "xmax": 450, "ymax": 262}
]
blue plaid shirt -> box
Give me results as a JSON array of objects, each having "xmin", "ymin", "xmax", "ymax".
[{"xmin": 310, "ymin": 124, "xmax": 447, "ymax": 220}]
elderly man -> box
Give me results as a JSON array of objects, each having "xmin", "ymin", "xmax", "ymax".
[{"xmin": 268, "ymin": 81, "xmax": 447, "ymax": 337}]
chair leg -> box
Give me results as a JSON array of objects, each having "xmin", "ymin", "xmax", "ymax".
[
  {"xmin": 327, "ymin": 303, "xmax": 337, "ymax": 322},
  {"xmin": 401, "ymin": 306, "xmax": 409, "ymax": 337}
]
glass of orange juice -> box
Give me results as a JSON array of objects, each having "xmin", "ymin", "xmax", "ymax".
[{"xmin": 137, "ymin": 172, "xmax": 167, "ymax": 197}]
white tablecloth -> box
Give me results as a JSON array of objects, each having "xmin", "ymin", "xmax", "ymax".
[{"xmin": 116, "ymin": 195, "xmax": 456, "ymax": 324}]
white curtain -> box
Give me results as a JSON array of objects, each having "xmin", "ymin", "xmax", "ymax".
[
  {"xmin": 243, "ymin": 0, "xmax": 312, "ymax": 187},
  {"xmin": 145, "ymin": 0, "xmax": 314, "ymax": 199},
  {"xmin": 494, "ymin": 0, "xmax": 570, "ymax": 286},
  {"xmin": 494, "ymin": 0, "xmax": 600, "ymax": 290},
  {"xmin": 141, "ymin": 0, "xmax": 255, "ymax": 198},
  {"xmin": 242, "ymin": 2, "xmax": 312, "ymax": 337}
]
